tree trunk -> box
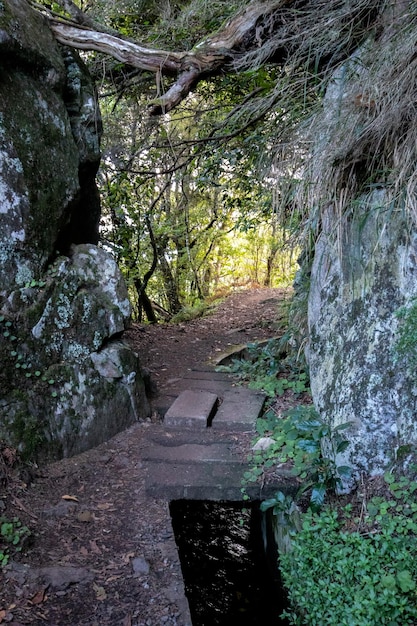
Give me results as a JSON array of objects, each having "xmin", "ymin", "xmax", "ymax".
[
  {"xmin": 158, "ymin": 253, "xmax": 182, "ymax": 315},
  {"xmin": 134, "ymin": 277, "xmax": 158, "ymax": 324}
]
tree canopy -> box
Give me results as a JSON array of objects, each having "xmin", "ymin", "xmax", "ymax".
[
  {"xmin": 32, "ymin": 0, "xmax": 413, "ymax": 320},
  {"xmin": 36, "ymin": 0, "xmax": 383, "ymax": 115}
]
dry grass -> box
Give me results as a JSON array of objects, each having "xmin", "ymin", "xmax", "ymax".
[{"xmin": 233, "ymin": 1, "xmax": 417, "ymax": 232}]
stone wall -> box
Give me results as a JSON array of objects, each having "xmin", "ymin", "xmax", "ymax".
[{"xmin": 308, "ymin": 196, "xmax": 417, "ymax": 476}]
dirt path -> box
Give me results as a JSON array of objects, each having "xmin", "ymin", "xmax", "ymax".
[
  {"xmin": 128, "ymin": 287, "xmax": 290, "ymax": 390},
  {"xmin": 0, "ymin": 288, "xmax": 288, "ymax": 626}
]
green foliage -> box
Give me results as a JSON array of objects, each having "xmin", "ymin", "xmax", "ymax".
[
  {"xmin": 0, "ymin": 516, "xmax": 30, "ymax": 567},
  {"xmin": 217, "ymin": 337, "xmax": 310, "ymax": 398},
  {"xmin": 395, "ymin": 298, "xmax": 417, "ymax": 370},
  {"xmin": 246, "ymin": 404, "xmax": 351, "ymax": 510},
  {"xmin": 280, "ymin": 474, "xmax": 417, "ymax": 625},
  {"xmin": 0, "ymin": 315, "xmax": 57, "ymax": 394}
]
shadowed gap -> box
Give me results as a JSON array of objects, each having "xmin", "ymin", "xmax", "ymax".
[{"xmin": 169, "ymin": 499, "xmax": 289, "ymax": 626}]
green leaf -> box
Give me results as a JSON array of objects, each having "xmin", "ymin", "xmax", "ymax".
[
  {"xmin": 397, "ymin": 570, "xmax": 416, "ymax": 593},
  {"xmin": 336, "ymin": 440, "xmax": 350, "ymax": 454},
  {"xmin": 260, "ymin": 497, "xmax": 280, "ymax": 512},
  {"xmin": 381, "ymin": 574, "xmax": 397, "ymax": 591},
  {"xmin": 384, "ymin": 472, "xmax": 395, "ymax": 484},
  {"xmin": 310, "ymin": 483, "xmax": 326, "ymax": 510},
  {"xmin": 337, "ymin": 465, "xmax": 352, "ymax": 477},
  {"xmin": 298, "ymin": 439, "xmax": 320, "ymax": 453}
]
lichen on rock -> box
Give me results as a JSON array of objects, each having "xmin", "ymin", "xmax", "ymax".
[
  {"xmin": 0, "ymin": 0, "xmax": 149, "ymax": 461},
  {"xmin": 308, "ymin": 194, "xmax": 417, "ymax": 475}
]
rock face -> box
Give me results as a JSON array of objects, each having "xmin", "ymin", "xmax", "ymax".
[
  {"xmin": 0, "ymin": 0, "xmax": 149, "ymax": 459},
  {"xmin": 306, "ymin": 24, "xmax": 417, "ymax": 477},
  {"xmin": 308, "ymin": 196, "xmax": 417, "ymax": 476}
]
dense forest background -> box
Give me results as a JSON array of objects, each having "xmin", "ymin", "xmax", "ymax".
[{"xmin": 40, "ymin": 0, "xmax": 329, "ymax": 321}]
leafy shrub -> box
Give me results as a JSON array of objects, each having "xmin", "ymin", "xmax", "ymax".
[
  {"xmin": 0, "ymin": 515, "xmax": 30, "ymax": 567},
  {"xmin": 280, "ymin": 476, "xmax": 417, "ymax": 625},
  {"xmin": 245, "ymin": 404, "xmax": 352, "ymax": 510},
  {"xmin": 217, "ymin": 337, "xmax": 310, "ymax": 397}
]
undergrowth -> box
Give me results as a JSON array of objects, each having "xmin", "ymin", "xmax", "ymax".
[
  {"xmin": 216, "ymin": 335, "xmax": 310, "ymax": 397},
  {"xmin": 0, "ymin": 516, "xmax": 30, "ymax": 568},
  {"xmin": 224, "ymin": 320, "xmax": 417, "ymax": 623},
  {"xmin": 247, "ymin": 404, "xmax": 352, "ymax": 511},
  {"xmin": 0, "ymin": 443, "xmax": 31, "ymax": 568},
  {"xmin": 280, "ymin": 472, "xmax": 417, "ymax": 625}
]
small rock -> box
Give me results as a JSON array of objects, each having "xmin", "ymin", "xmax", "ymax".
[
  {"xmin": 252, "ymin": 436, "xmax": 276, "ymax": 451},
  {"xmin": 132, "ymin": 557, "xmax": 150, "ymax": 576},
  {"xmin": 5, "ymin": 562, "xmax": 94, "ymax": 591},
  {"xmin": 42, "ymin": 501, "xmax": 78, "ymax": 518},
  {"xmin": 77, "ymin": 509, "xmax": 94, "ymax": 523},
  {"xmin": 38, "ymin": 565, "xmax": 94, "ymax": 590}
]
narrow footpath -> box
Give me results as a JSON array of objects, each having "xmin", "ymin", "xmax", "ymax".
[{"xmin": 1, "ymin": 288, "xmax": 294, "ymax": 626}]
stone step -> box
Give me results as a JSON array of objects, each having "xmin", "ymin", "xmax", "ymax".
[
  {"xmin": 181, "ymin": 368, "xmax": 234, "ymax": 381},
  {"xmin": 145, "ymin": 374, "xmax": 276, "ymax": 502},
  {"xmin": 164, "ymin": 390, "xmax": 219, "ymax": 429},
  {"xmin": 145, "ymin": 458, "xmax": 297, "ymax": 501},
  {"xmin": 162, "ymin": 386, "xmax": 266, "ymax": 432},
  {"xmin": 143, "ymin": 442, "xmax": 238, "ymax": 464},
  {"xmin": 145, "ymin": 459, "xmax": 247, "ymax": 500},
  {"xmin": 211, "ymin": 388, "xmax": 265, "ymax": 432},
  {"xmin": 163, "ymin": 376, "xmax": 233, "ymax": 395}
]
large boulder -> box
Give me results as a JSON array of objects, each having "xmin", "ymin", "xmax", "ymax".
[
  {"xmin": 305, "ymin": 24, "xmax": 417, "ymax": 478},
  {"xmin": 308, "ymin": 195, "xmax": 417, "ymax": 476},
  {"xmin": 0, "ymin": 0, "xmax": 149, "ymax": 460}
]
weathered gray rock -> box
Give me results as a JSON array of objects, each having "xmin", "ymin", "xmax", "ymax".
[
  {"xmin": 5, "ymin": 561, "xmax": 94, "ymax": 591},
  {"xmin": 131, "ymin": 556, "xmax": 150, "ymax": 576},
  {"xmin": 0, "ymin": 0, "xmax": 149, "ymax": 460},
  {"xmin": 305, "ymin": 35, "xmax": 417, "ymax": 478},
  {"xmin": 309, "ymin": 194, "xmax": 417, "ymax": 476}
]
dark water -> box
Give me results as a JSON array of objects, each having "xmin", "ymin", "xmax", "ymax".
[{"xmin": 169, "ymin": 500, "xmax": 289, "ymax": 626}]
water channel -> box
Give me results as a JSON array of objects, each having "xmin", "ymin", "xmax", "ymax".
[{"xmin": 170, "ymin": 500, "xmax": 290, "ymax": 626}]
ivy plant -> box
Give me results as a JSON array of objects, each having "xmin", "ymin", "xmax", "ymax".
[
  {"xmin": 0, "ymin": 516, "xmax": 30, "ymax": 567},
  {"xmin": 217, "ymin": 337, "xmax": 310, "ymax": 398}
]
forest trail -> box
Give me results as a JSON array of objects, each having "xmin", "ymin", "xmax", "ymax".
[{"xmin": 1, "ymin": 287, "xmax": 288, "ymax": 626}]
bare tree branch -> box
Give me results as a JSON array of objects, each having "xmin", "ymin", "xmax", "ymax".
[
  {"xmin": 35, "ymin": 0, "xmax": 383, "ymax": 115},
  {"xmin": 38, "ymin": 0, "xmax": 289, "ymax": 114}
]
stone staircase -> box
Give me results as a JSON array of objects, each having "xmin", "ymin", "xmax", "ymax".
[{"xmin": 144, "ymin": 367, "xmax": 297, "ymax": 501}]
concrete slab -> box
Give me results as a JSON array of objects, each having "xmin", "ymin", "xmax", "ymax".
[
  {"xmin": 143, "ymin": 442, "xmax": 238, "ymax": 463},
  {"xmin": 164, "ymin": 390, "xmax": 219, "ymax": 428},
  {"xmin": 145, "ymin": 460, "xmax": 247, "ymax": 500},
  {"xmin": 144, "ymin": 428, "xmax": 240, "ymax": 447},
  {"xmin": 164, "ymin": 377, "xmax": 233, "ymax": 394},
  {"xmin": 145, "ymin": 460, "xmax": 298, "ymax": 501},
  {"xmin": 211, "ymin": 389, "xmax": 266, "ymax": 431}
]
